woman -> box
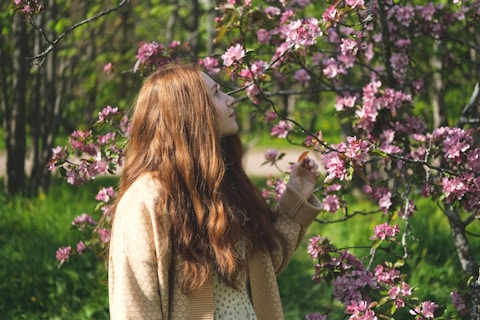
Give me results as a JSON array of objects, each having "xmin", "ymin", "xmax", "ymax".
[{"xmin": 108, "ymin": 64, "xmax": 322, "ymax": 319}]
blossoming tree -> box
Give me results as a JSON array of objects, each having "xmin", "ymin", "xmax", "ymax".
[{"xmin": 31, "ymin": 0, "xmax": 480, "ymax": 318}]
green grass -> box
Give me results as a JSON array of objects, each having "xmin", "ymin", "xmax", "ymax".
[
  {"xmin": 0, "ymin": 177, "xmax": 118, "ymax": 319},
  {"xmin": 1, "ymin": 176, "xmax": 479, "ymax": 319}
]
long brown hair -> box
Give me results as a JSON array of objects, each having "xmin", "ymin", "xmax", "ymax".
[{"xmin": 113, "ymin": 64, "xmax": 276, "ymax": 293}]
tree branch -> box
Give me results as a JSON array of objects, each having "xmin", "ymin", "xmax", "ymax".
[{"xmin": 28, "ymin": 0, "xmax": 130, "ymax": 65}]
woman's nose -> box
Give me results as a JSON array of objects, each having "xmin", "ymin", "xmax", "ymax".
[{"xmin": 226, "ymin": 95, "xmax": 236, "ymax": 107}]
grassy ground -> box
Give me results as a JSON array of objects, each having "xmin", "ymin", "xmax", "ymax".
[{"xmin": 1, "ymin": 176, "xmax": 478, "ymax": 319}]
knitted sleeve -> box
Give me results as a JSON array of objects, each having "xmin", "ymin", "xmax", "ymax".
[
  {"xmin": 269, "ymin": 184, "xmax": 322, "ymax": 274},
  {"xmin": 109, "ymin": 175, "xmax": 171, "ymax": 320}
]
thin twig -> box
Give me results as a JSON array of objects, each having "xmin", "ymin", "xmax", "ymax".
[{"xmin": 28, "ymin": 0, "xmax": 130, "ymax": 64}]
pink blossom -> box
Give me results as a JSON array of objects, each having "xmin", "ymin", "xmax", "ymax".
[
  {"xmin": 274, "ymin": 178, "xmax": 286, "ymax": 200},
  {"xmin": 345, "ymin": 0, "xmax": 364, "ymax": 9},
  {"xmin": 103, "ymin": 62, "xmax": 113, "ymax": 73},
  {"xmin": 66, "ymin": 169, "xmax": 81, "ymax": 185},
  {"xmin": 291, "ymin": 0, "xmax": 311, "ymax": 8},
  {"xmin": 199, "ymin": 56, "xmax": 221, "ymax": 75},
  {"xmin": 56, "ymin": 246, "xmax": 71, "ymax": 264},
  {"xmin": 395, "ymin": 5, "xmax": 415, "ymax": 27},
  {"xmin": 304, "ymin": 131, "xmax": 322, "ymax": 149},
  {"xmin": 294, "ymin": 69, "xmax": 310, "ymax": 83},
  {"xmin": 378, "ymin": 192, "xmax": 392, "ymax": 213},
  {"xmin": 169, "ymin": 40, "xmax": 180, "ymax": 48},
  {"xmin": 97, "ymin": 228, "xmax": 111, "ymax": 243},
  {"xmin": 450, "ymin": 290, "xmax": 468, "ymax": 314},
  {"xmin": 371, "ymin": 223, "xmax": 400, "ymax": 240},
  {"xmin": 271, "ymin": 120, "xmax": 293, "ymax": 138},
  {"xmin": 374, "ymin": 265, "xmax": 400, "ymax": 286},
  {"xmin": 322, "ymin": 151, "xmax": 347, "ymax": 182},
  {"xmin": 307, "ymin": 235, "xmax": 325, "ymax": 259},
  {"xmin": 421, "ymin": 3, "xmax": 436, "ymax": 21},
  {"xmin": 264, "ymin": 110, "xmax": 277, "ymax": 122},
  {"xmin": 411, "ymin": 78, "xmax": 424, "ymax": 93},
  {"xmin": 335, "ymin": 95, "xmax": 357, "ymax": 111},
  {"xmin": 337, "ymin": 136, "xmax": 371, "ymax": 164},
  {"xmin": 72, "ymin": 213, "xmax": 97, "ymax": 227},
  {"xmin": 322, "ymin": 194, "xmax": 340, "ymax": 213},
  {"xmin": 323, "ymin": 5, "xmax": 339, "ymax": 25},
  {"xmin": 51, "ymin": 146, "xmax": 65, "ymax": 160},
  {"xmin": 338, "ymin": 54, "xmax": 356, "ymax": 68},
  {"xmin": 264, "ymin": 149, "xmax": 279, "ymax": 165},
  {"xmin": 98, "ymin": 105, "xmax": 119, "ymax": 123},
  {"xmin": 280, "ymin": 9, "xmax": 294, "ymax": 24},
  {"xmin": 339, "ymin": 38, "xmax": 358, "ymax": 55},
  {"xmin": 399, "ymin": 199, "xmax": 416, "ymax": 219},
  {"xmin": 221, "ymin": 44, "xmax": 246, "ymax": 67},
  {"xmin": 257, "ymin": 29, "xmax": 271, "ymax": 43},
  {"xmin": 96, "ymin": 187, "xmax": 116, "ymax": 203},
  {"xmin": 97, "ymin": 132, "xmax": 116, "ymax": 145},
  {"xmin": 409, "ymin": 301, "xmax": 438, "ymax": 319},
  {"xmin": 442, "ymin": 176, "xmax": 468, "ymax": 201},
  {"xmin": 322, "ymin": 58, "xmax": 345, "ymax": 78},
  {"xmin": 134, "ymin": 41, "xmax": 163, "ymax": 72},
  {"xmin": 283, "ymin": 18, "xmax": 322, "ymax": 48},
  {"xmin": 76, "ymin": 241, "xmax": 87, "ymax": 255},
  {"xmin": 264, "ymin": 6, "xmax": 281, "ymax": 17}
]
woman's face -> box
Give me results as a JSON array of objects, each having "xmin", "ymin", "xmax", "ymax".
[{"xmin": 201, "ymin": 72, "xmax": 238, "ymax": 137}]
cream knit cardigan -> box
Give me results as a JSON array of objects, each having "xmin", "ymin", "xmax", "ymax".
[{"xmin": 109, "ymin": 173, "xmax": 321, "ymax": 320}]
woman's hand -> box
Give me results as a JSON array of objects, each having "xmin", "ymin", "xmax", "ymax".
[{"xmin": 287, "ymin": 155, "xmax": 321, "ymax": 199}]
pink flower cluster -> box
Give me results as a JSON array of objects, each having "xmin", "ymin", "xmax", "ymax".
[
  {"xmin": 261, "ymin": 176, "xmax": 286, "ymax": 203},
  {"xmin": 221, "ymin": 43, "xmax": 246, "ymax": 67},
  {"xmin": 431, "ymin": 127, "xmax": 480, "ymax": 212},
  {"xmin": 322, "ymin": 136, "xmax": 371, "ymax": 183},
  {"xmin": 13, "ymin": 0, "xmax": 43, "ymax": 15},
  {"xmin": 409, "ymin": 301, "xmax": 439, "ymax": 319},
  {"xmin": 271, "ymin": 120, "xmax": 293, "ymax": 138},
  {"xmin": 55, "ymin": 246, "xmax": 71, "ymax": 265},
  {"xmin": 370, "ymin": 223, "xmax": 400, "ymax": 241},
  {"xmin": 49, "ymin": 105, "xmax": 128, "ymax": 186},
  {"xmin": 133, "ymin": 40, "xmax": 192, "ymax": 73},
  {"xmin": 72, "ymin": 213, "xmax": 97, "ymax": 230},
  {"xmin": 282, "ymin": 18, "xmax": 322, "ymax": 49}
]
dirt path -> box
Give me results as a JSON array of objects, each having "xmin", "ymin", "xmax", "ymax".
[{"xmin": 0, "ymin": 147, "xmax": 316, "ymax": 178}]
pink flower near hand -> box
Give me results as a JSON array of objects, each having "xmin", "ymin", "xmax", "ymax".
[
  {"xmin": 221, "ymin": 44, "xmax": 246, "ymax": 67},
  {"xmin": 322, "ymin": 195, "xmax": 340, "ymax": 213}
]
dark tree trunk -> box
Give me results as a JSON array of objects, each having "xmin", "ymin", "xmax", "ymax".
[{"xmin": 5, "ymin": 14, "xmax": 29, "ymax": 195}]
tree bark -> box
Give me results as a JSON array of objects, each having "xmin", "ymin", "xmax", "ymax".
[
  {"xmin": 443, "ymin": 203, "xmax": 476, "ymax": 276},
  {"xmin": 5, "ymin": 14, "xmax": 29, "ymax": 195}
]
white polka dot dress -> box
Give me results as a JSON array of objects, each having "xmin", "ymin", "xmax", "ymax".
[{"xmin": 213, "ymin": 273, "xmax": 257, "ymax": 320}]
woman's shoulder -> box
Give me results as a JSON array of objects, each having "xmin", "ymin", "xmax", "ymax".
[{"xmin": 116, "ymin": 173, "xmax": 164, "ymax": 215}]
